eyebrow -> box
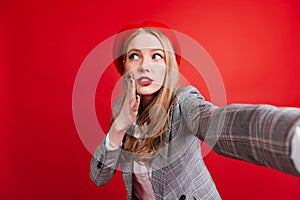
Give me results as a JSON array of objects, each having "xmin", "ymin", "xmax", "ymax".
[{"xmin": 127, "ymin": 48, "xmax": 164, "ymax": 53}]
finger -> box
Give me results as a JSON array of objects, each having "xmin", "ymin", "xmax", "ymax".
[
  {"xmin": 132, "ymin": 94, "xmax": 140, "ymax": 112},
  {"xmin": 124, "ymin": 73, "xmax": 133, "ymax": 103},
  {"xmin": 127, "ymin": 74, "xmax": 137, "ymax": 105}
]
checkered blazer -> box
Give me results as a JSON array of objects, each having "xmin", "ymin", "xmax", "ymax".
[{"xmin": 90, "ymin": 86, "xmax": 300, "ymax": 200}]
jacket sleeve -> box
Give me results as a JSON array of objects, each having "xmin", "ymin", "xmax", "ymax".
[
  {"xmin": 90, "ymin": 136, "xmax": 122, "ymax": 186},
  {"xmin": 179, "ymin": 86, "xmax": 300, "ymax": 177},
  {"xmin": 90, "ymin": 97, "xmax": 123, "ymax": 186}
]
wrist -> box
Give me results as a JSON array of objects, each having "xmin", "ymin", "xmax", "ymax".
[
  {"xmin": 107, "ymin": 121, "xmax": 127, "ymax": 148},
  {"xmin": 111, "ymin": 120, "xmax": 128, "ymax": 134}
]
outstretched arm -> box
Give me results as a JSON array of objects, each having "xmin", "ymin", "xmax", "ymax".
[{"xmin": 180, "ymin": 86, "xmax": 300, "ymax": 177}]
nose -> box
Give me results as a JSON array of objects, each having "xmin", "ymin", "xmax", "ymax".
[{"xmin": 138, "ymin": 57, "xmax": 151, "ymax": 73}]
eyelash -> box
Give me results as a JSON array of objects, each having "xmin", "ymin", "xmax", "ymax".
[
  {"xmin": 128, "ymin": 53, "xmax": 139, "ymax": 60},
  {"xmin": 128, "ymin": 53, "xmax": 164, "ymax": 60},
  {"xmin": 152, "ymin": 53, "xmax": 163, "ymax": 59}
]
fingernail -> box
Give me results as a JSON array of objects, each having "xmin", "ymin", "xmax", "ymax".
[{"xmin": 127, "ymin": 74, "xmax": 132, "ymax": 79}]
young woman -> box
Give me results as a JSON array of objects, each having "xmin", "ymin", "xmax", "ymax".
[{"xmin": 90, "ymin": 21, "xmax": 300, "ymax": 200}]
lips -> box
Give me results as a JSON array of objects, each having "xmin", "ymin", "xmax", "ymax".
[{"xmin": 137, "ymin": 76, "xmax": 153, "ymax": 86}]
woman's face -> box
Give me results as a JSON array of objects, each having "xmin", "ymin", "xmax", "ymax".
[{"xmin": 124, "ymin": 32, "xmax": 166, "ymax": 97}]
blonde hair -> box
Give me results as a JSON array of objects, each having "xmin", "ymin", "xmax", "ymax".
[{"xmin": 116, "ymin": 28, "xmax": 179, "ymax": 162}]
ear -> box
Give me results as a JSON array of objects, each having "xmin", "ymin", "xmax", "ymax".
[{"xmin": 122, "ymin": 59, "xmax": 126, "ymax": 71}]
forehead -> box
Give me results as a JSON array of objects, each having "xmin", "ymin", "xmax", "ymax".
[{"xmin": 127, "ymin": 32, "xmax": 163, "ymax": 50}]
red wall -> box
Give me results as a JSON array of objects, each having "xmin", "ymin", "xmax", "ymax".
[{"xmin": 1, "ymin": 0, "xmax": 300, "ymax": 199}]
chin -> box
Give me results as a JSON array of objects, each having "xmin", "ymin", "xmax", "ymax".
[{"xmin": 137, "ymin": 85, "xmax": 162, "ymax": 96}]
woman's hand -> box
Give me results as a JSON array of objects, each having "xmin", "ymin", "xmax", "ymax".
[{"xmin": 108, "ymin": 74, "xmax": 140, "ymax": 147}]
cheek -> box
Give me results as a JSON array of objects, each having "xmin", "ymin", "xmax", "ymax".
[
  {"xmin": 158, "ymin": 66, "xmax": 166, "ymax": 77},
  {"xmin": 154, "ymin": 66, "xmax": 167, "ymax": 83},
  {"xmin": 124, "ymin": 63, "xmax": 136, "ymax": 74}
]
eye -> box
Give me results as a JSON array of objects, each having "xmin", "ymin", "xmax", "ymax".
[
  {"xmin": 128, "ymin": 53, "xmax": 139, "ymax": 60},
  {"xmin": 152, "ymin": 53, "xmax": 163, "ymax": 60}
]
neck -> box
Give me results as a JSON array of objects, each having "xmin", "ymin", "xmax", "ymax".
[{"xmin": 141, "ymin": 95, "xmax": 155, "ymax": 107}]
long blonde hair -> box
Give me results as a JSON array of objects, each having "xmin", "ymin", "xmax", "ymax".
[{"xmin": 116, "ymin": 28, "xmax": 179, "ymax": 162}]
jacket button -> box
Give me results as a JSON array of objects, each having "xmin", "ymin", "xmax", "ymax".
[
  {"xmin": 179, "ymin": 194, "xmax": 186, "ymax": 200},
  {"xmin": 96, "ymin": 161, "xmax": 103, "ymax": 169}
]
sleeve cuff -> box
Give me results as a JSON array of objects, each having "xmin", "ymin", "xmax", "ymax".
[
  {"xmin": 105, "ymin": 132, "xmax": 122, "ymax": 151},
  {"xmin": 291, "ymin": 126, "xmax": 300, "ymax": 173}
]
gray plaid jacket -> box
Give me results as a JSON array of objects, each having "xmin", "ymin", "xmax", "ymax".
[{"xmin": 90, "ymin": 86, "xmax": 300, "ymax": 200}]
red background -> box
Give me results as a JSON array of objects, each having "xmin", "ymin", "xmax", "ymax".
[{"xmin": 1, "ymin": 0, "xmax": 300, "ymax": 199}]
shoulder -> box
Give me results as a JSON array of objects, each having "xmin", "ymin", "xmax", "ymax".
[{"xmin": 175, "ymin": 85, "xmax": 204, "ymax": 105}]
